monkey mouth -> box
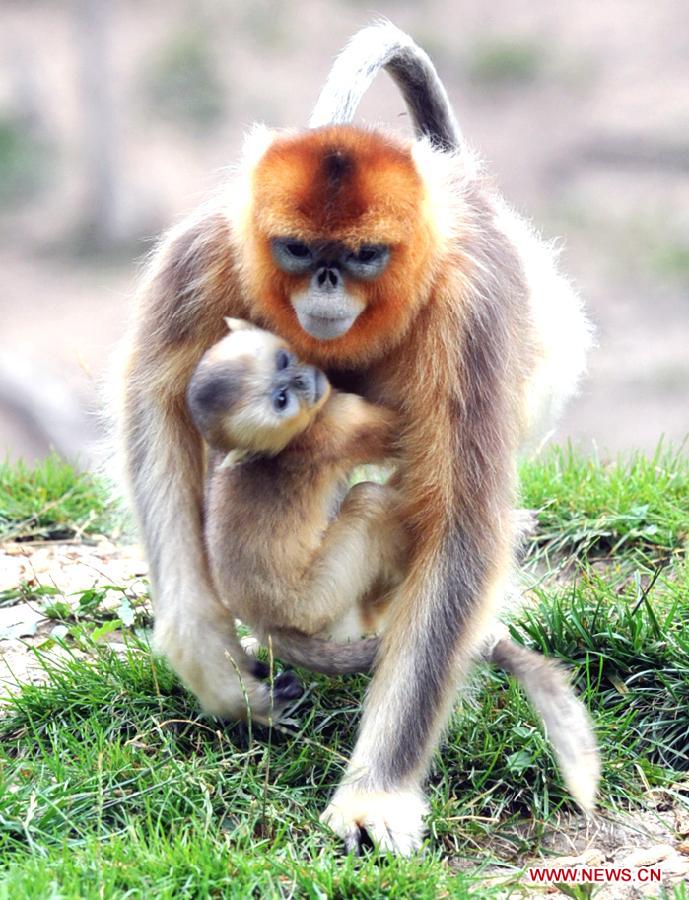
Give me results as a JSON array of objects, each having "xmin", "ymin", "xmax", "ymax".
[{"xmin": 296, "ymin": 310, "xmax": 359, "ymax": 341}]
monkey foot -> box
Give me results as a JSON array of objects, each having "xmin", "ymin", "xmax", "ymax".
[
  {"xmin": 321, "ymin": 785, "xmax": 428, "ymax": 856},
  {"xmin": 272, "ymin": 669, "xmax": 303, "ymax": 700},
  {"xmin": 248, "ymin": 669, "xmax": 303, "ymax": 726}
]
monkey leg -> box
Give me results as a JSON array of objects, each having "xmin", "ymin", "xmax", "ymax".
[
  {"xmin": 122, "ymin": 371, "xmax": 302, "ymax": 725},
  {"xmin": 320, "ymin": 524, "xmax": 512, "ymax": 855},
  {"xmin": 156, "ymin": 595, "xmax": 302, "ymax": 725},
  {"xmin": 265, "ymin": 481, "xmax": 405, "ymax": 641}
]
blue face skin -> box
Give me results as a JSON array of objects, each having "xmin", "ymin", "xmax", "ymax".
[
  {"xmin": 270, "ymin": 238, "xmax": 391, "ymax": 280},
  {"xmin": 270, "ymin": 347, "xmax": 328, "ymax": 419},
  {"xmin": 270, "ymin": 238, "xmax": 391, "ymax": 341}
]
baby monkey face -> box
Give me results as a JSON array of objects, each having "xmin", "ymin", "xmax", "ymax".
[{"xmin": 187, "ymin": 319, "xmax": 331, "ymax": 455}]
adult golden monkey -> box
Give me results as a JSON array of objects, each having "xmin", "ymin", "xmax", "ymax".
[
  {"xmin": 187, "ymin": 320, "xmax": 598, "ymax": 830},
  {"xmin": 119, "ymin": 21, "xmax": 593, "ymax": 852}
]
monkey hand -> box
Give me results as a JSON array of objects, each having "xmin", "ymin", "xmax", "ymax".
[
  {"xmin": 320, "ymin": 782, "xmax": 428, "ymax": 856},
  {"xmin": 243, "ymin": 668, "xmax": 304, "ymax": 726},
  {"xmin": 154, "ymin": 609, "xmax": 303, "ymax": 725}
]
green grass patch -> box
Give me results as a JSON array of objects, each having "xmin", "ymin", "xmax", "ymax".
[
  {"xmin": 0, "ymin": 640, "xmax": 492, "ymax": 897},
  {"xmin": 520, "ymin": 444, "xmax": 689, "ymax": 563},
  {"xmin": 0, "ymin": 454, "xmax": 114, "ymax": 541},
  {"xmin": 519, "ymin": 561, "xmax": 689, "ymax": 775},
  {"xmin": 1, "ymin": 555, "xmax": 688, "ymax": 893},
  {"xmin": 1, "ymin": 447, "xmax": 688, "ymax": 893}
]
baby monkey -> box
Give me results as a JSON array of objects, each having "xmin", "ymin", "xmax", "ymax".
[
  {"xmin": 188, "ymin": 320, "xmax": 600, "ymax": 811},
  {"xmin": 188, "ymin": 318, "xmax": 405, "ymax": 651}
]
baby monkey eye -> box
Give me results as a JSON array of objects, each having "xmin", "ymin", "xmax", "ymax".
[
  {"xmin": 276, "ymin": 349, "xmax": 290, "ymax": 371},
  {"xmin": 273, "ymin": 388, "xmax": 290, "ymax": 411}
]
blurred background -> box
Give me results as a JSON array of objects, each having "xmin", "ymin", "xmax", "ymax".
[{"xmin": 1, "ymin": 0, "xmax": 687, "ymax": 467}]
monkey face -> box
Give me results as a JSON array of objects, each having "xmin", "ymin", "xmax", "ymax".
[
  {"xmin": 239, "ymin": 125, "xmax": 437, "ymax": 367},
  {"xmin": 270, "ymin": 238, "xmax": 390, "ymax": 341},
  {"xmin": 187, "ymin": 321, "xmax": 331, "ymax": 455}
]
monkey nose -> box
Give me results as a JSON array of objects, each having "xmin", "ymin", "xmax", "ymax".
[{"xmin": 315, "ymin": 266, "xmax": 341, "ymax": 290}]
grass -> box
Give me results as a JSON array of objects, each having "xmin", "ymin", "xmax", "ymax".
[
  {"xmin": 1, "ymin": 448, "xmax": 688, "ymax": 895},
  {"xmin": 0, "ymin": 453, "xmax": 114, "ymax": 542},
  {"xmin": 519, "ymin": 444, "xmax": 689, "ymax": 563}
]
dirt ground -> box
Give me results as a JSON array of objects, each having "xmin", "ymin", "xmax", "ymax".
[{"xmin": 0, "ymin": 0, "xmax": 687, "ymax": 464}]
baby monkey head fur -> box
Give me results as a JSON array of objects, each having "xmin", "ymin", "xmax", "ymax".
[{"xmin": 187, "ymin": 318, "xmax": 331, "ymax": 456}]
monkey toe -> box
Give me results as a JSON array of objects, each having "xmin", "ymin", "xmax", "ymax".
[
  {"xmin": 273, "ymin": 669, "xmax": 303, "ymax": 701},
  {"xmin": 250, "ymin": 659, "xmax": 271, "ymax": 680},
  {"xmin": 321, "ymin": 785, "xmax": 428, "ymax": 856},
  {"xmin": 343, "ymin": 827, "xmax": 363, "ymax": 856}
]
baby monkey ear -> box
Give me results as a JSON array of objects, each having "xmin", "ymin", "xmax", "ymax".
[{"xmin": 224, "ymin": 317, "xmax": 256, "ymax": 332}]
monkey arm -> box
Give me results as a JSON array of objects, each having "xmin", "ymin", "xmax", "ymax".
[
  {"xmin": 306, "ymin": 393, "xmax": 399, "ymax": 467},
  {"xmin": 119, "ymin": 211, "xmax": 301, "ymax": 722},
  {"xmin": 269, "ymin": 481, "xmax": 403, "ymax": 638}
]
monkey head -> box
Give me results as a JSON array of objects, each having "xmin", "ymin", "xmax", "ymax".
[
  {"xmin": 187, "ymin": 318, "xmax": 331, "ymax": 456},
  {"xmin": 235, "ymin": 125, "xmax": 443, "ymax": 367}
]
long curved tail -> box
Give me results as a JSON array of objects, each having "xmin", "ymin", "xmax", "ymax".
[
  {"xmin": 267, "ymin": 629, "xmax": 379, "ymax": 676},
  {"xmin": 269, "ymin": 627, "xmax": 599, "ymax": 809},
  {"xmin": 489, "ymin": 637, "xmax": 600, "ymax": 811},
  {"xmin": 309, "ymin": 20, "xmax": 461, "ymax": 152}
]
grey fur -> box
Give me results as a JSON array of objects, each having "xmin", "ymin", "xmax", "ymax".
[
  {"xmin": 309, "ymin": 21, "xmax": 461, "ymax": 152},
  {"xmin": 490, "ymin": 637, "xmax": 600, "ymax": 810},
  {"xmin": 268, "ymin": 627, "xmax": 599, "ymax": 808},
  {"xmin": 371, "ymin": 186, "xmax": 531, "ymax": 786},
  {"xmin": 267, "ymin": 629, "xmax": 378, "ymax": 675},
  {"xmin": 187, "ymin": 363, "xmax": 243, "ymax": 442}
]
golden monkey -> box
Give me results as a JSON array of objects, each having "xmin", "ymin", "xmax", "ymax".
[
  {"xmin": 187, "ymin": 318, "xmax": 406, "ymax": 649},
  {"xmin": 119, "ymin": 22, "xmax": 595, "ymax": 851},
  {"xmin": 186, "ymin": 321, "xmax": 598, "ymax": 820}
]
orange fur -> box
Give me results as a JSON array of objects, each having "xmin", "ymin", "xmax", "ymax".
[
  {"xmin": 238, "ymin": 127, "xmax": 440, "ymax": 368},
  {"xmin": 122, "ymin": 121, "xmax": 527, "ymax": 734}
]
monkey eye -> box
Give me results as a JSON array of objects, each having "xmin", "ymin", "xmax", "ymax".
[
  {"xmin": 276, "ymin": 349, "xmax": 290, "ymax": 371},
  {"xmin": 273, "ymin": 388, "xmax": 290, "ymax": 411},
  {"xmin": 343, "ymin": 244, "xmax": 391, "ymax": 279},
  {"xmin": 353, "ymin": 246, "xmax": 381, "ymax": 263},
  {"xmin": 270, "ymin": 238, "xmax": 313, "ymax": 274},
  {"xmin": 285, "ymin": 241, "xmax": 311, "ymax": 259}
]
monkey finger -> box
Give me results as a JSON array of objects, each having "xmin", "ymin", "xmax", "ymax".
[
  {"xmin": 343, "ymin": 827, "xmax": 363, "ymax": 856},
  {"xmin": 273, "ymin": 669, "xmax": 304, "ymax": 702},
  {"xmin": 321, "ymin": 785, "xmax": 428, "ymax": 856},
  {"xmin": 250, "ymin": 659, "xmax": 271, "ymax": 680},
  {"xmin": 360, "ymin": 817, "xmax": 423, "ymax": 856},
  {"xmin": 248, "ymin": 670, "xmax": 304, "ymax": 726}
]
